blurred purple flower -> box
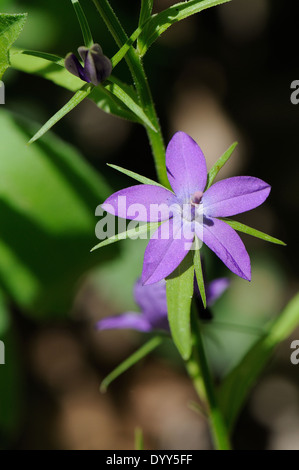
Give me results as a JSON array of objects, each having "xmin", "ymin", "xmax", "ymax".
[
  {"xmin": 65, "ymin": 43, "xmax": 112, "ymax": 86},
  {"xmin": 102, "ymin": 132, "xmax": 271, "ymax": 284},
  {"xmin": 96, "ymin": 277, "xmax": 230, "ymax": 333}
]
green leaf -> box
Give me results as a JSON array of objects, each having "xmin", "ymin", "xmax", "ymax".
[
  {"xmin": 100, "ymin": 336, "xmax": 163, "ymax": 392},
  {"xmin": 194, "ymin": 246, "xmax": 206, "ymax": 308},
  {"xmin": 139, "ymin": 0, "xmax": 154, "ymax": 27},
  {"xmin": 103, "ymin": 74, "xmax": 139, "ymax": 109},
  {"xmin": 138, "ymin": 0, "xmax": 232, "ymax": 56},
  {"xmin": 219, "ymin": 291, "xmax": 299, "ymax": 430},
  {"xmin": 206, "ymin": 142, "xmax": 238, "ymax": 189},
  {"xmin": 91, "ymin": 222, "xmax": 160, "ymax": 252},
  {"xmin": 107, "ymin": 164, "xmax": 168, "ymax": 188},
  {"xmin": 0, "ymin": 109, "xmax": 112, "ymax": 316},
  {"xmin": 166, "ymin": 251, "xmax": 194, "ymax": 360},
  {"xmin": 92, "ymin": 0, "xmax": 128, "ymax": 49},
  {"xmin": 10, "ymin": 47, "xmax": 83, "ymax": 91},
  {"xmin": 21, "ymin": 49, "xmax": 65, "ymax": 67},
  {"xmin": 105, "ymin": 77, "xmax": 158, "ymax": 131},
  {"xmin": 222, "ymin": 219, "xmax": 286, "ymax": 246},
  {"xmin": 71, "ymin": 0, "xmax": 94, "ymax": 48},
  {"xmin": 0, "ymin": 12, "xmax": 27, "ymax": 79},
  {"xmin": 90, "ymin": 84, "xmax": 141, "ymax": 123},
  {"xmin": 10, "ymin": 49, "xmax": 140, "ymax": 123},
  {"xmin": 111, "ymin": 24, "xmax": 143, "ymax": 69},
  {"xmin": 28, "ymin": 83, "xmax": 93, "ymax": 144}
]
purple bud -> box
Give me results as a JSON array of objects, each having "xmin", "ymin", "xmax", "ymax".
[{"xmin": 65, "ymin": 43, "xmax": 112, "ymax": 86}]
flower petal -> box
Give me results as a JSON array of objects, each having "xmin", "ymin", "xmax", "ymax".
[
  {"xmin": 96, "ymin": 312, "xmax": 152, "ymax": 332},
  {"xmin": 196, "ymin": 217, "xmax": 251, "ymax": 281},
  {"xmin": 64, "ymin": 53, "xmax": 87, "ymax": 82},
  {"xmin": 92, "ymin": 51, "xmax": 112, "ymax": 84},
  {"xmin": 102, "ymin": 185, "xmax": 173, "ymax": 222},
  {"xmin": 134, "ymin": 278, "xmax": 169, "ymax": 330},
  {"xmin": 142, "ymin": 217, "xmax": 194, "ymax": 285},
  {"xmin": 206, "ymin": 277, "xmax": 230, "ymax": 306},
  {"xmin": 202, "ymin": 176, "xmax": 271, "ymax": 217},
  {"xmin": 166, "ymin": 132, "xmax": 207, "ymax": 198}
]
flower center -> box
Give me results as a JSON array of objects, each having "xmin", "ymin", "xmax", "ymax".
[{"xmin": 191, "ymin": 191, "xmax": 203, "ymax": 207}]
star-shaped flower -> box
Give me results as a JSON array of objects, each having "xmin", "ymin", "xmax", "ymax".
[
  {"xmin": 101, "ymin": 132, "xmax": 271, "ymax": 285},
  {"xmin": 96, "ymin": 277, "xmax": 229, "ymax": 333},
  {"xmin": 65, "ymin": 43, "xmax": 112, "ymax": 86}
]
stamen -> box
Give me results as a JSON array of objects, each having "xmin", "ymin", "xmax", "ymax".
[{"xmin": 191, "ymin": 191, "xmax": 203, "ymax": 206}]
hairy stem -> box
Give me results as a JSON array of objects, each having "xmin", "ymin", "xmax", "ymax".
[{"xmin": 186, "ymin": 305, "xmax": 232, "ymax": 450}]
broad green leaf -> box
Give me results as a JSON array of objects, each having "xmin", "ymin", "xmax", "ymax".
[
  {"xmin": 10, "ymin": 49, "xmax": 140, "ymax": 123},
  {"xmin": 222, "ymin": 219, "xmax": 286, "ymax": 246},
  {"xmin": 166, "ymin": 251, "xmax": 194, "ymax": 360},
  {"xmin": 105, "ymin": 77, "xmax": 158, "ymax": 131},
  {"xmin": 100, "ymin": 336, "xmax": 163, "ymax": 392},
  {"xmin": 0, "ymin": 13, "xmax": 27, "ymax": 79},
  {"xmin": 194, "ymin": 246, "xmax": 206, "ymax": 308},
  {"xmin": 107, "ymin": 164, "xmax": 168, "ymax": 188},
  {"xmin": 29, "ymin": 83, "xmax": 93, "ymax": 144},
  {"xmin": 91, "ymin": 222, "xmax": 160, "ymax": 252},
  {"xmin": 137, "ymin": 0, "xmax": 232, "ymax": 56},
  {"xmin": 139, "ymin": 0, "xmax": 154, "ymax": 27},
  {"xmin": 71, "ymin": 0, "xmax": 93, "ymax": 48},
  {"xmin": 219, "ymin": 291, "xmax": 299, "ymax": 430},
  {"xmin": 206, "ymin": 142, "xmax": 238, "ymax": 189},
  {"xmin": 0, "ymin": 109, "xmax": 112, "ymax": 316}
]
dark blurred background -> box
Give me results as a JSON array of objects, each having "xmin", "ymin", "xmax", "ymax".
[{"xmin": 0, "ymin": 0, "xmax": 299, "ymax": 449}]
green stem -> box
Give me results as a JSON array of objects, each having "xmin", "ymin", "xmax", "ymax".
[
  {"xmin": 186, "ymin": 305, "xmax": 232, "ymax": 450},
  {"xmin": 92, "ymin": 0, "xmax": 168, "ymax": 187}
]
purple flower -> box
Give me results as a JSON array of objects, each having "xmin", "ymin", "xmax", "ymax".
[
  {"xmin": 65, "ymin": 43, "xmax": 112, "ymax": 86},
  {"xmin": 96, "ymin": 277, "xmax": 229, "ymax": 333},
  {"xmin": 102, "ymin": 132, "xmax": 271, "ymax": 284}
]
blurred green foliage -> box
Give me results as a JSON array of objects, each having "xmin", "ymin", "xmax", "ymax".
[{"xmin": 0, "ymin": 109, "xmax": 113, "ymax": 316}]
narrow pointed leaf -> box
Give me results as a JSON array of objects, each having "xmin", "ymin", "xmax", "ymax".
[
  {"xmin": 219, "ymin": 291, "xmax": 299, "ymax": 430},
  {"xmin": 105, "ymin": 78, "xmax": 158, "ymax": 131},
  {"xmin": 194, "ymin": 247, "xmax": 206, "ymax": 308},
  {"xmin": 104, "ymin": 75, "xmax": 139, "ymax": 106},
  {"xmin": 91, "ymin": 222, "xmax": 160, "ymax": 252},
  {"xmin": 111, "ymin": 25, "xmax": 143, "ymax": 69},
  {"xmin": 206, "ymin": 142, "xmax": 238, "ymax": 189},
  {"xmin": 139, "ymin": 0, "xmax": 154, "ymax": 27},
  {"xmin": 21, "ymin": 49, "xmax": 65, "ymax": 66},
  {"xmin": 0, "ymin": 13, "xmax": 27, "ymax": 79},
  {"xmin": 91, "ymin": 84, "xmax": 142, "ymax": 123},
  {"xmin": 71, "ymin": 0, "xmax": 94, "ymax": 48},
  {"xmin": 92, "ymin": 0, "xmax": 128, "ymax": 49},
  {"xmin": 29, "ymin": 84, "xmax": 93, "ymax": 144},
  {"xmin": 107, "ymin": 164, "xmax": 168, "ymax": 189},
  {"xmin": 138, "ymin": 0, "xmax": 232, "ymax": 56},
  {"xmin": 222, "ymin": 219, "xmax": 286, "ymax": 246},
  {"xmin": 166, "ymin": 251, "xmax": 194, "ymax": 360},
  {"xmin": 100, "ymin": 336, "xmax": 163, "ymax": 392}
]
